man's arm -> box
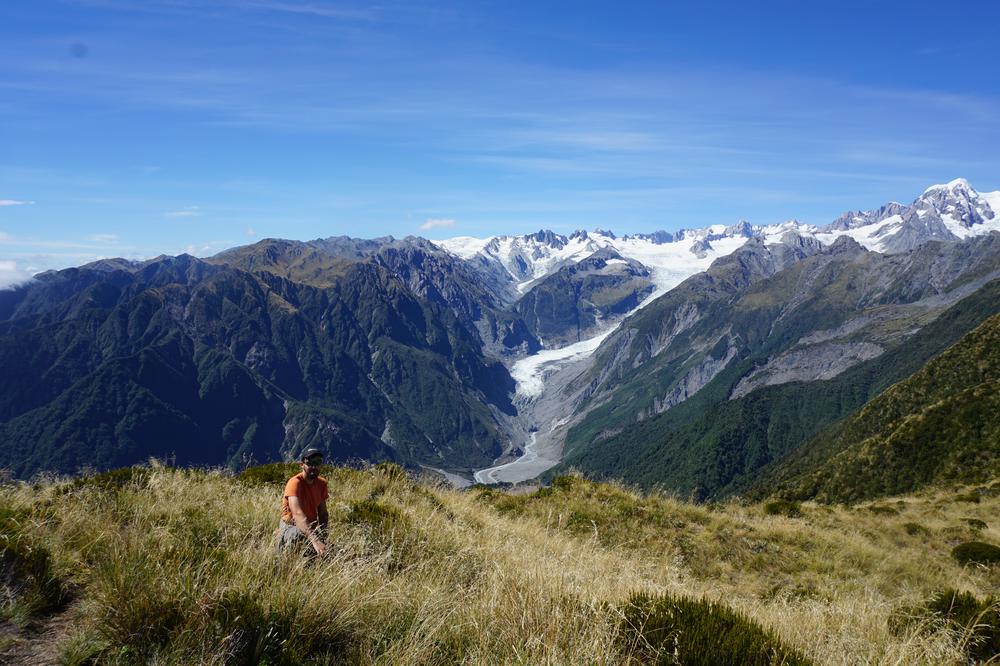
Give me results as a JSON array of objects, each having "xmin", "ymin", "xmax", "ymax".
[
  {"xmin": 288, "ymin": 495, "xmax": 327, "ymax": 555},
  {"xmin": 318, "ymin": 501, "xmax": 329, "ymax": 533}
]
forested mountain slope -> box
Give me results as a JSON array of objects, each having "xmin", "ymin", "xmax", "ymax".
[
  {"xmin": 557, "ymin": 234, "xmax": 1000, "ymax": 499},
  {"xmin": 756, "ymin": 309, "xmax": 1000, "ymax": 503},
  {"xmin": 0, "ymin": 252, "xmax": 513, "ymax": 477}
]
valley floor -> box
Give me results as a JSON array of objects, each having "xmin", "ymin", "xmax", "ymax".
[{"xmin": 1, "ymin": 464, "xmax": 998, "ymax": 664}]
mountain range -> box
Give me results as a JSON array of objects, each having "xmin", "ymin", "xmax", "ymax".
[{"xmin": 1, "ymin": 178, "xmax": 998, "ymax": 503}]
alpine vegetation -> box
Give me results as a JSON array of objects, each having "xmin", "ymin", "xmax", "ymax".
[{"xmin": 1, "ymin": 464, "xmax": 998, "ymax": 664}]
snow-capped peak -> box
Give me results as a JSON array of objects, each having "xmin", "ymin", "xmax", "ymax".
[
  {"xmin": 923, "ymin": 177, "xmax": 974, "ymax": 195},
  {"xmin": 434, "ymin": 235, "xmax": 496, "ymax": 260},
  {"xmin": 433, "ymin": 179, "xmax": 999, "ymax": 300},
  {"xmin": 814, "ymin": 178, "xmax": 998, "ymax": 253},
  {"xmin": 434, "ymin": 223, "xmax": 781, "ymax": 300}
]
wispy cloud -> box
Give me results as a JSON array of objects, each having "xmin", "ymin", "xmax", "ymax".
[
  {"xmin": 164, "ymin": 206, "xmax": 202, "ymax": 218},
  {"xmin": 182, "ymin": 240, "xmax": 237, "ymax": 257},
  {"xmin": 0, "ymin": 260, "xmax": 34, "ymax": 290},
  {"xmin": 242, "ymin": 1, "xmax": 379, "ymax": 21},
  {"xmin": 61, "ymin": 0, "xmax": 377, "ymax": 20},
  {"xmin": 465, "ymin": 155, "xmax": 608, "ymax": 175},
  {"xmin": 1, "ymin": 238, "xmax": 115, "ymax": 250},
  {"xmin": 420, "ymin": 218, "xmax": 456, "ymax": 231},
  {"xmin": 245, "ymin": 227, "xmax": 257, "ymax": 237},
  {"xmin": 0, "ymin": 199, "xmax": 34, "ymax": 206},
  {"xmin": 0, "ymin": 231, "xmax": 138, "ymax": 254},
  {"xmin": 497, "ymin": 129, "xmax": 666, "ymax": 153},
  {"xmin": 0, "ymin": 248, "xmax": 147, "ymax": 287}
]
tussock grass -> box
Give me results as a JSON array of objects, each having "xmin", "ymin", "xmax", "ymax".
[
  {"xmin": 0, "ymin": 465, "xmax": 997, "ymax": 663},
  {"xmin": 618, "ymin": 591, "xmax": 811, "ymax": 665},
  {"xmin": 0, "ymin": 505, "xmax": 68, "ymax": 627},
  {"xmin": 952, "ymin": 542, "xmax": 1000, "ymax": 567}
]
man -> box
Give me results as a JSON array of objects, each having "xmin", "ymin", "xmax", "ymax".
[{"xmin": 277, "ymin": 448, "xmax": 329, "ymax": 556}]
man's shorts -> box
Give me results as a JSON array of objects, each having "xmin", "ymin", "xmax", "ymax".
[{"xmin": 276, "ymin": 520, "xmax": 304, "ymax": 548}]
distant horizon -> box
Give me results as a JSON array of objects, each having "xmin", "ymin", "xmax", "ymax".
[{"xmin": 3, "ymin": 1, "xmax": 1000, "ymax": 286}]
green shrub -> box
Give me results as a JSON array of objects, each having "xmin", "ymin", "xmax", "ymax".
[
  {"xmin": 345, "ymin": 500, "xmax": 424, "ymax": 573},
  {"xmin": 566, "ymin": 508, "xmax": 604, "ymax": 534},
  {"xmin": 763, "ymin": 500, "xmax": 802, "ymax": 518},
  {"xmin": 347, "ymin": 500, "xmax": 411, "ymax": 538},
  {"xmin": 868, "ymin": 505, "xmax": 899, "ymax": 516},
  {"xmin": 925, "ymin": 589, "xmax": 982, "ymax": 619},
  {"xmin": 474, "ymin": 488, "xmax": 528, "ymax": 517},
  {"xmin": 617, "ymin": 591, "xmax": 812, "ymax": 665},
  {"xmin": 533, "ymin": 486, "xmax": 555, "ymax": 499},
  {"xmin": 924, "ymin": 589, "xmax": 999, "ymax": 662},
  {"xmin": 551, "ymin": 475, "xmax": 579, "ymax": 491},
  {"xmin": 951, "ymin": 541, "xmax": 1000, "ymax": 566},
  {"xmin": 236, "ymin": 462, "xmax": 300, "ymax": 487}
]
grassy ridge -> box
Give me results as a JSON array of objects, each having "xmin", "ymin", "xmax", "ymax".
[{"xmin": 1, "ymin": 465, "xmax": 999, "ymax": 663}]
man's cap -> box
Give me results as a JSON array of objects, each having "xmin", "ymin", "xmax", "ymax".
[{"xmin": 300, "ymin": 448, "xmax": 324, "ymax": 462}]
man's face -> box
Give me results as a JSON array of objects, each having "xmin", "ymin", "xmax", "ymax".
[{"xmin": 301, "ymin": 457, "xmax": 322, "ymax": 480}]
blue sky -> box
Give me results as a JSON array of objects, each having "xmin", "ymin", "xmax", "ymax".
[{"xmin": 2, "ymin": 1, "xmax": 1000, "ymax": 285}]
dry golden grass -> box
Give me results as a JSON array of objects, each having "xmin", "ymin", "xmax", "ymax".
[{"xmin": 1, "ymin": 463, "xmax": 997, "ymax": 664}]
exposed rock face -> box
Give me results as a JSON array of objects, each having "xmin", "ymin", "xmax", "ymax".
[
  {"xmin": 525, "ymin": 229, "xmax": 567, "ymax": 248},
  {"xmin": 776, "ymin": 230, "xmax": 825, "ymax": 260},
  {"xmin": 879, "ymin": 208, "xmax": 959, "ymax": 253},
  {"xmin": 689, "ymin": 239, "xmax": 712, "ymax": 258},
  {"xmin": 828, "ymin": 202, "xmax": 907, "ymax": 231},
  {"xmin": 642, "ymin": 341, "xmax": 740, "ymax": 418},
  {"xmin": 624, "ymin": 230, "xmax": 677, "ymax": 244},
  {"xmin": 729, "ymin": 342, "xmax": 885, "ymax": 400}
]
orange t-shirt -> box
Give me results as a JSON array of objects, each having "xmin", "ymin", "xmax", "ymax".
[{"xmin": 281, "ymin": 473, "xmax": 329, "ymax": 525}]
